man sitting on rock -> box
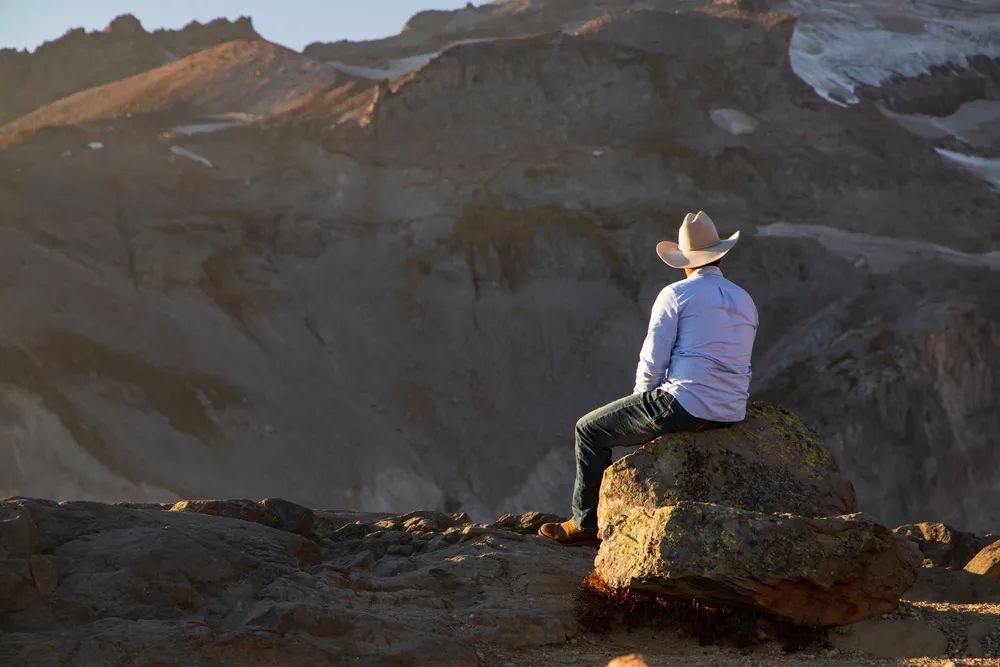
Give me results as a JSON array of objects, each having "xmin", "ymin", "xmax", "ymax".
[{"xmin": 539, "ymin": 211, "xmax": 758, "ymax": 545}]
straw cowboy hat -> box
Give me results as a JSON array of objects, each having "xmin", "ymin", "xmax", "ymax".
[{"xmin": 656, "ymin": 211, "xmax": 740, "ymax": 268}]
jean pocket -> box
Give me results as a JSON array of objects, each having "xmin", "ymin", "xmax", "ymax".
[{"xmin": 647, "ymin": 389, "xmax": 676, "ymax": 425}]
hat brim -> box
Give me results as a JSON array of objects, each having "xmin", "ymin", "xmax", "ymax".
[{"xmin": 656, "ymin": 230, "xmax": 740, "ymax": 268}]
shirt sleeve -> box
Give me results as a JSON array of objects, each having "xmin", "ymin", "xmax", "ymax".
[{"xmin": 634, "ymin": 286, "xmax": 680, "ymax": 393}]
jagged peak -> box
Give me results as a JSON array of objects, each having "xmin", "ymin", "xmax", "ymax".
[
  {"xmin": 13, "ymin": 14, "xmax": 259, "ymax": 57},
  {"xmin": 174, "ymin": 15, "xmax": 256, "ymax": 33},
  {"xmin": 105, "ymin": 14, "xmax": 145, "ymax": 36}
]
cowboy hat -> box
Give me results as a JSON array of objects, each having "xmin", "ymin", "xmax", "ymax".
[{"xmin": 656, "ymin": 211, "xmax": 740, "ymax": 268}]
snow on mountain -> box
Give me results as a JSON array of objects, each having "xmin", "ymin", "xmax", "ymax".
[{"xmin": 786, "ymin": 0, "xmax": 1000, "ymax": 106}]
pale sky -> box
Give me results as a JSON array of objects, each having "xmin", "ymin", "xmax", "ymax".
[{"xmin": 0, "ymin": 1, "xmax": 476, "ymax": 53}]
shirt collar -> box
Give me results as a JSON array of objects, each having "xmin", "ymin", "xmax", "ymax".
[{"xmin": 689, "ymin": 265, "xmax": 723, "ymax": 278}]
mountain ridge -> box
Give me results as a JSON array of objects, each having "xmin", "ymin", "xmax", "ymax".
[
  {"xmin": 0, "ymin": 38, "xmax": 357, "ymax": 134},
  {"xmin": 0, "ymin": 14, "xmax": 260, "ymax": 125}
]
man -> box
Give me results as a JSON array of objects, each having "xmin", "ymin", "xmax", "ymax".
[{"xmin": 539, "ymin": 211, "xmax": 758, "ymax": 545}]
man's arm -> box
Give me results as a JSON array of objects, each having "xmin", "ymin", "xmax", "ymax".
[{"xmin": 634, "ymin": 287, "xmax": 680, "ymax": 393}]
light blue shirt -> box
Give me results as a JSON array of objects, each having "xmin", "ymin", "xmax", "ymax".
[{"xmin": 633, "ymin": 266, "xmax": 758, "ymax": 422}]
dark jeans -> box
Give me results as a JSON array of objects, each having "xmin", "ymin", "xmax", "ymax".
[{"xmin": 572, "ymin": 387, "xmax": 728, "ymax": 530}]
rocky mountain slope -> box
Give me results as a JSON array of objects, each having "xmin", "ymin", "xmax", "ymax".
[
  {"xmin": 0, "ymin": 39, "xmax": 356, "ymax": 134},
  {"xmin": 0, "ymin": 0, "xmax": 998, "ymax": 533},
  {"xmin": 0, "ymin": 15, "xmax": 260, "ymax": 126}
]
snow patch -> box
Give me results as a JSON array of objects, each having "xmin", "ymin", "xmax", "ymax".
[
  {"xmin": 169, "ymin": 113, "xmax": 253, "ymax": 136},
  {"xmin": 709, "ymin": 109, "xmax": 759, "ymax": 136},
  {"xmin": 170, "ymin": 145, "xmax": 213, "ymax": 168},
  {"xmin": 170, "ymin": 121, "xmax": 241, "ymax": 135},
  {"xmin": 327, "ymin": 37, "xmax": 513, "ymax": 81},
  {"xmin": 934, "ymin": 148, "xmax": 1000, "ymax": 190},
  {"xmin": 880, "ymin": 100, "xmax": 1000, "ymax": 146},
  {"xmin": 328, "ymin": 53, "xmax": 439, "ymax": 80},
  {"xmin": 756, "ymin": 222, "xmax": 1000, "ymax": 272},
  {"xmin": 787, "ymin": 0, "xmax": 1000, "ymax": 106}
]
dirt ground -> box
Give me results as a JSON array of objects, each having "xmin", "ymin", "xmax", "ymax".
[{"xmin": 483, "ymin": 598, "xmax": 1000, "ymax": 667}]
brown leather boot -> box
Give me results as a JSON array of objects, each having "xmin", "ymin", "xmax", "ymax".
[{"xmin": 538, "ymin": 520, "xmax": 600, "ymax": 547}]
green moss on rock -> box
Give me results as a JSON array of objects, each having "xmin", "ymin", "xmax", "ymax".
[
  {"xmin": 595, "ymin": 502, "xmax": 922, "ymax": 627},
  {"xmin": 598, "ymin": 401, "xmax": 857, "ymax": 529}
]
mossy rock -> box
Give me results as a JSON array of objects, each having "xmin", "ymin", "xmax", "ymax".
[
  {"xmin": 595, "ymin": 501, "xmax": 921, "ymax": 627},
  {"xmin": 598, "ymin": 401, "xmax": 857, "ymax": 531}
]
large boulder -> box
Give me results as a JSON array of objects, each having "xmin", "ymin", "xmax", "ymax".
[
  {"xmin": 598, "ymin": 402, "xmax": 858, "ymax": 527},
  {"xmin": 595, "ymin": 502, "xmax": 922, "ymax": 626},
  {"xmin": 594, "ymin": 404, "xmax": 919, "ymax": 626},
  {"xmin": 964, "ymin": 539, "xmax": 1000, "ymax": 578}
]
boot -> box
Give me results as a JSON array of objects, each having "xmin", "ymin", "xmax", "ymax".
[{"xmin": 538, "ymin": 520, "xmax": 600, "ymax": 547}]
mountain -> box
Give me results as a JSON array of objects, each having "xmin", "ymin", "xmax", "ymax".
[
  {"xmin": 1, "ymin": 39, "xmax": 358, "ymax": 134},
  {"xmin": 0, "ymin": 14, "xmax": 264, "ymax": 126},
  {"xmin": 0, "ymin": 0, "xmax": 997, "ymax": 532}
]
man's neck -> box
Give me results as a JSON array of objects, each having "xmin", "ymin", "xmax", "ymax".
[{"xmin": 684, "ymin": 265, "xmax": 723, "ymax": 278}]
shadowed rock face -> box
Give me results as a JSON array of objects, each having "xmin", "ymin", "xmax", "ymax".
[
  {"xmin": 595, "ymin": 501, "xmax": 922, "ymax": 626},
  {"xmin": 598, "ymin": 401, "xmax": 859, "ymax": 523},
  {"xmin": 0, "ymin": 1, "xmax": 997, "ymax": 532},
  {"xmin": 0, "ymin": 498, "xmax": 593, "ymax": 664},
  {"xmin": 895, "ymin": 522, "xmax": 998, "ymax": 570}
]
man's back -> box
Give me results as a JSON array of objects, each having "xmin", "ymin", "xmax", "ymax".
[{"xmin": 635, "ymin": 265, "xmax": 758, "ymax": 422}]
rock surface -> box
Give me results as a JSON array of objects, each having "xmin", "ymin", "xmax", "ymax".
[
  {"xmin": 168, "ymin": 497, "xmax": 316, "ymax": 535},
  {"xmin": 965, "ymin": 539, "xmax": 1000, "ymax": 578},
  {"xmin": 2, "ymin": 496, "xmax": 998, "ymax": 664},
  {"xmin": 894, "ymin": 521, "xmax": 997, "ymax": 569},
  {"xmin": 905, "ymin": 562, "xmax": 1000, "ymax": 604},
  {"xmin": 595, "ymin": 501, "xmax": 922, "ymax": 626},
  {"xmin": 492, "ymin": 511, "xmax": 566, "ymax": 535},
  {"xmin": 595, "ymin": 405, "xmax": 921, "ymax": 626},
  {"xmin": 598, "ymin": 401, "xmax": 858, "ymax": 524},
  {"xmin": 0, "ymin": 498, "xmax": 594, "ymax": 665},
  {"xmin": 828, "ymin": 618, "xmax": 949, "ymax": 658}
]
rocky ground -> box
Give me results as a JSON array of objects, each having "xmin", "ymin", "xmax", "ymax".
[{"xmin": 1, "ymin": 496, "xmax": 999, "ymax": 666}]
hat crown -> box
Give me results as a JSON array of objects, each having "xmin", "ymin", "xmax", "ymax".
[{"xmin": 678, "ymin": 211, "xmax": 721, "ymax": 251}]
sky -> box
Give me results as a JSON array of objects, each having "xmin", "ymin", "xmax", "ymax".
[{"xmin": 0, "ymin": 1, "xmax": 476, "ymax": 53}]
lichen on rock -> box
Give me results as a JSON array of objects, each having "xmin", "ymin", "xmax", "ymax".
[
  {"xmin": 598, "ymin": 400, "xmax": 858, "ymax": 530},
  {"xmin": 594, "ymin": 402, "xmax": 920, "ymax": 627},
  {"xmin": 595, "ymin": 501, "xmax": 922, "ymax": 627}
]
